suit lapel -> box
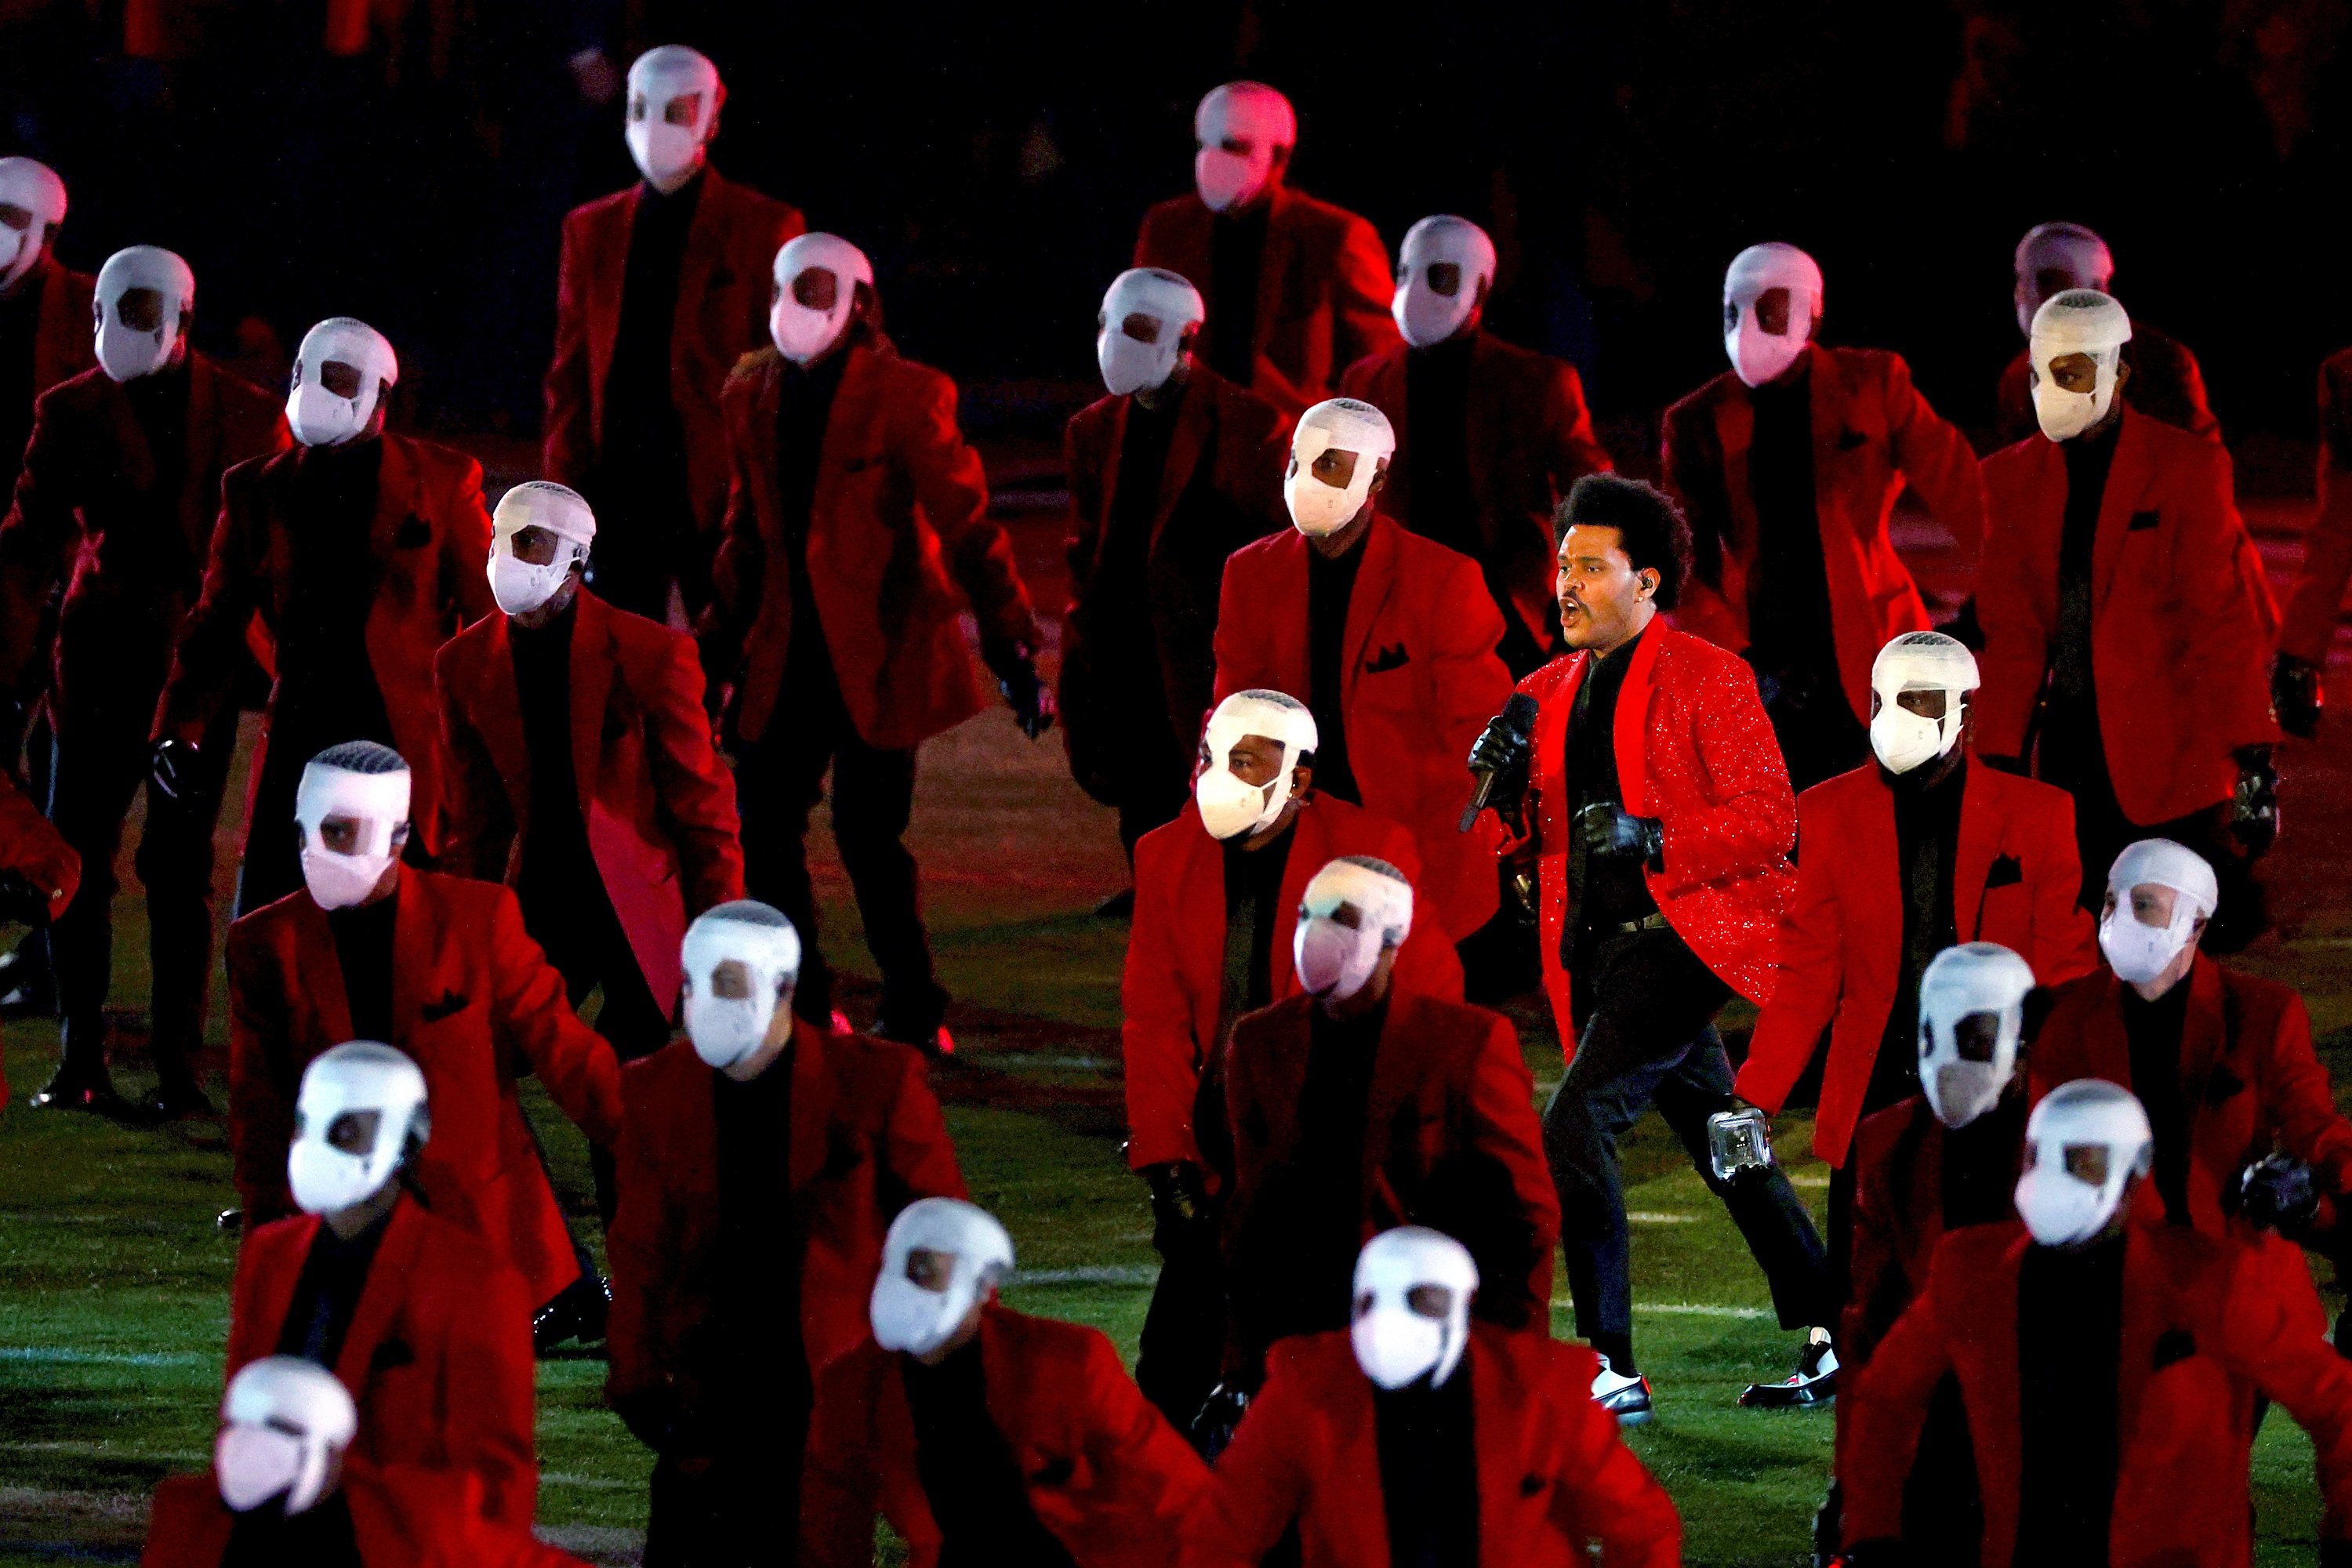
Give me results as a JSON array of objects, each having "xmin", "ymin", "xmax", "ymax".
[
  {"xmin": 810, "ymin": 347, "xmax": 883, "ymax": 567},
  {"xmin": 336, "ymin": 1197, "xmax": 424, "ymax": 1391},
  {"xmin": 1852, "ymin": 777, "xmax": 1904, "ymax": 990},
  {"xmin": 2177, "ymin": 956, "xmax": 2228, "ymax": 1105},
  {"xmin": 1270, "ymin": 800, "xmax": 1330, "ymax": 999},
  {"xmin": 1613, "ymin": 626, "xmax": 1666, "ymax": 816},
  {"xmin": 1711, "ymin": 383, "xmax": 1758, "ymax": 556},
  {"xmin": 1150, "ymin": 376, "xmax": 1211, "ymax": 557},
  {"xmin": 1359, "ymin": 998, "xmax": 1428, "ymax": 1211},
  {"xmin": 289, "ymin": 892, "xmax": 356, "ymax": 1045},
  {"xmin": 179, "ymin": 358, "xmax": 225, "ymax": 555},
  {"xmin": 387, "ymin": 866, "xmax": 437, "ymax": 1044},
  {"xmin": 1339, "ymin": 516, "xmax": 1398, "ymax": 713},
  {"xmin": 97, "ymin": 372, "xmax": 158, "ymax": 503},
  {"xmin": 1250, "ymin": 187, "xmax": 1294, "ymax": 373},
  {"xmin": 469, "ymin": 615, "xmax": 530, "ymax": 811},
  {"xmin": 788, "ymin": 1018, "xmax": 841, "ymax": 1192},
  {"xmin": 2091, "ymin": 408, "xmax": 2148, "ymax": 616},
  {"xmin": 1954, "ymin": 764, "xmax": 2003, "ymax": 941},
  {"xmin": 367, "ymin": 429, "xmax": 414, "ymax": 566},
  {"xmin": 569, "ymin": 590, "xmax": 615, "ymax": 816},
  {"xmin": 671, "ymin": 173, "xmax": 726, "ymax": 361},
  {"xmin": 1462, "ymin": 334, "xmax": 1502, "ymax": 542},
  {"xmin": 1806, "ymin": 343, "xmax": 1844, "ymax": 525}
]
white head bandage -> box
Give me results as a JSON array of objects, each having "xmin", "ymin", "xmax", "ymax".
[
  {"xmin": 1293, "ymin": 855, "xmax": 1414, "ymax": 1004},
  {"xmin": 2015, "ymin": 1079, "xmax": 2152, "ymax": 1247},
  {"xmin": 1350, "ymin": 1227, "xmax": 1479, "ymax": 1390},
  {"xmin": 1392, "ymin": 216, "xmax": 1496, "ymax": 350},
  {"xmin": 870, "ymin": 1197, "xmax": 1015, "ymax": 1358},
  {"xmin": 1722, "ymin": 242, "xmax": 1821, "ymax": 389},
  {"xmin": 1195, "ymin": 689, "xmax": 1319, "ymax": 841},
  {"xmin": 294, "ymin": 743, "xmax": 411, "ymax": 913},
  {"xmin": 0, "ymin": 157, "xmax": 67, "ymax": 292},
  {"xmin": 1285, "ymin": 397, "xmax": 1395, "ymax": 537},
  {"xmin": 680, "ymin": 900, "xmax": 802, "ymax": 1072},
  {"xmin": 2013, "ymin": 222, "xmax": 2114, "ymax": 337},
  {"xmin": 625, "ymin": 45, "xmax": 722, "ymax": 193},
  {"xmin": 770, "ymin": 232, "xmax": 873, "ymax": 367},
  {"xmin": 488, "ymin": 481, "xmax": 597, "ymax": 617},
  {"xmin": 1097, "ymin": 267, "xmax": 1204, "ymax": 398},
  {"xmin": 2027, "ymin": 289, "xmax": 2132, "ymax": 442},
  {"xmin": 1868, "ymin": 631, "xmax": 1979, "ymax": 775},
  {"xmin": 288, "ymin": 1041, "xmax": 429, "ymax": 1215},
  {"xmin": 286, "ymin": 318, "xmax": 397, "ymax": 449},
  {"xmin": 93, "ymin": 245, "xmax": 194, "ymax": 383},
  {"xmin": 1192, "ymin": 82, "xmax": 1294, "ymax": 215},
  {"xmin": 1917, "ymin": 942, "xmax": 2034, "ymax": 1130},
  {"xmin": 2098, "ymin": 839, "xmax": 2215, "ymax": 987},
  {"xmin": 216, "ymin": 1357, "xmax": 358, "ymax": 1516}
]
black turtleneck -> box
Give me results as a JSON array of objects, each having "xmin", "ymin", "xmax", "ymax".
[
  {"xmin": 1939, "ymin": 1090, "xmax": 2027, "ymax": 1230},
  {"xmin": 1206, "ymin": 200, "xmax": 1269, "ymax": 387},
  {"xmin": 222, "ymin": 1492, "xmax": 362, "ymax": 1567},
  {"xmin": 275, "ymin": 1205, "xmax": 393, "ymax": 1367},
  {"xmin": 1869, "ymin": 757, "xmax": 1966, "ymax": 1114},
  {"xmin": 711, "ymin": 1048, "xmax": 807, "ymax": 1422},
  {"xmin": 1373, "ymin": 1364, "xmax": 1480, "ymax": 1568},
  {"xmin": 510, "ymin": 595, "xmax": 592, "ymax": 910},
  {"xmin": 1744, "ymin": 358, "xmax": 1838, "ymax": 688},
  {"xmin": 1306, "ymin": 537, "xmax": 1365, "ymax": 804},
  {"xmin": 903, "ymin": 1338, "xmax": 1078, "ymax": 1568},
  {"xmin": 2053, "ymin": 421, "xmax": 2120, "ymax": 710},
  {"xmin": 1565, "ymin": 625, "xmax": 1656, "ymax": 936},
  {"xmin": 1287, "ymin": 1000, "xmax": 1387, "ymax": 1332},
  {"xmin": 1402, "ymin": 332, "xmax": 1477, "ymax": 559},
  {"xmin": 0, "ymin": 264, "xmax": 43, "ymax": 498},
  {"xmin": 1218, "ymin": 820, "xmax": 1295, "ymax": 1045},
  {"xmin": 2121, "ymin": 975, "xmax": 2194, "ymax": 1226},
  {"xmin": 328, "ymin": 893, "xmax": 397, "ymax": 1047},
  {"xmin": 2015, "ymin": 1233, "xmax": 2126, "ymax": 1568},
  {"xmin": 607, "ymin": 171, "xmax": 704, "ymax": 429},
  {"xmin": 123, "ymin": 357, "xmax": 194, "ymax": 559},
  {"xmin": 775, "ymin": 347, "xmax": 851, "ymax": 686},
  {"xmin": 277, "ymin": 437, "xmax": 394, "ymax": 750}
]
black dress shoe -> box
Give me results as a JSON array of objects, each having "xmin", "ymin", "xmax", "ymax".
[
  {"xmin": 216, "ymin": 1208, "xmax": 244, "ymax": 1234},
  {"xmin": 1740, "ymin": 1332, "xmax": 1839, "ymax": 1408},
  {"xmin": 141, "ymin": 1080, "xmax": 217, "ymax": 1123},
  {"xmin": 27, "ymin": 1064, "xmax": 131, "ymax": 1116},
  {"xmin": 533, "ymin": 1274, "xmax": 612, "ymax": 1356},
  {"xmin": 1093, "ymin": 887, "xmax": 1136, "ymax": 919}
]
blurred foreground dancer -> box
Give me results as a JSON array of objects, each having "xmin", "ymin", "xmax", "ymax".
[
  {"xmin": 544, "ymin": 44, "xmax": 805, "ymax": 620},
  {"xmin": 224, "ymin": 1044, "xmax": 535, "ymax": 1527},
  {"xmin": 0, "ymin": 245, "xmax": 285, "ymax": 1115},
  {"xmin": 0, "ymin": 767, "xmax": 74, "ymax": 1102},
  {"xmin": 1467, "ymin": 474, "xmax": 1831, "ymax": 1419},
  {"xmin": 1181, "ymin": 1227, "xmax": 1681, "ymax": 1568},
  {"xmin": 800, "ymin": 1198, "xmax": 1208, "ymax": 1567},
  {"xmin": 699, "ymin": 231, "xmax": 1049, "ymax": 1053},
  {"xmin": 607, "ymin": 901, "xmax": 964, "ymax": 1565}
]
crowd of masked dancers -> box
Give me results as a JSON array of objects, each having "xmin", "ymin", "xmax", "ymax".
[{"xmin": 5, "ymin": 41, "xmax": 2352, "ymax": 1568}]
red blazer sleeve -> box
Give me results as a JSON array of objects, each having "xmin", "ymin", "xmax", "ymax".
[
  {"xmin": 1380, "ymin": 823, "xmax": 1465, "ymax": 1003},
  {"xmin": 1544, "ymin": 1351, "xmax": 1681, "ymax": 1567},
  {"xmin": 1428, "ymin": 549, "xmax": 1514, "ymax": 764},
  {"xmin": 2255, "ymin": 989, "xmax": 2352, "ymax": 1193},
  {"xmin": 1841, "ymin": 1241, "xmax": 1958, "ymax": 1544},
  {"xmin": 0, "ymin": 386, "xmax": 79, "ymax": 688},
  {"xmin": 1882, "ymin": 354, "xmax": 1987, "ymax": 564},
  {"xmin": 440, "ymin": 454, "xmax": 497, "ymax": 630},
  {"xmin": 227, "ymin": 919, "xmax": 298, "ymax": 1225},
  {"xmin": 1209, "ymin": 554, "xmax": 1266, "ymax": 706},
  {"xmin": 156, "ymin": 459, "xmax": 267, "ymax": 745},
  {"xmin": 2024, "ymin": 789, "xmax": 2100, "ymax": 985},
  {"xmin": 1468, "ymin": 1010, "xmax": 1560, "ymax": 1315},
  {"xmin": 604, "ymin": 1076, "xmax": 679, "ymax": 1425},
  {"xmin": 1840, "ymin": 1127, "xmax": 1903, "ymax": 1371},
  {"xmin": 1330, "ymin": 214, "xmax": 1403, "ymax": 379},
  {"xmin": 432, "ymin": 644, "xmax": 515, "ymax": 884},
  {"xmin": 1657, "ymin": 648, "xmax": 1797, "ymax": 885},
  {"xmin": 699, "ymin": 367, "xmax": 766, "ymax": 685},
  {"xmin": 543, "ymin": 210, "xmax": 596, "ymax": 488},
  {"xmin": 797, "ymin": 1349, "xmax": 885, "ymax": 1568},
  {"xmin": 2209, "ymin": 1240, "xmax": 2352, "ymax": 1539},
  {"xmin": 2174, "ymin": 441, "xmax": 2281, "ymax": 754},
  {"xmin": 445, "ymin": 1254, "xmax": 538, "ymax": 1530},
  {"xmin": 1737, "ymin": 798, "xmax": 1842, "ymax": 1114},
  {"xmin": 0, "ymin": 770, "xmax": 77, "ymax": 919},
  {"xmin": 1178, "ymin": 1354, "xmax": 1315, "ymax": 1568},
  {"xmin": 486, "ymin": 887, "xmax": 623, "ymax": 1147},
  {"xmin": 1123, "ymin": 831, "xmax": 1207, "ymax": 1170},
  {"xmin": 1076, "ymin": 1329, "xmax": 1212, "ymax": 1541},
  {"xmin": 2284, "ymin": 354, "xmax": 2352, "ymax": 665},
  {"xmin": 644, "ymin": 629, "xmax": 746, "ymax": 913},
  {"xmin": 902, "ymin": 370, "xmax": 1039, "ymax": 654},
  {"xmin": 884, "ymin": 1046, "xmax": 967, "ymax": 1203},
  {"xmin": 1543, "ymin": 359, "xmax": 1613, "ymax": 486}
]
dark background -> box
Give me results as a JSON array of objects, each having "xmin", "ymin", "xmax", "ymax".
[{"xmin": 5, "ymin": 0, "xmax": 2349, "ymax": 456}]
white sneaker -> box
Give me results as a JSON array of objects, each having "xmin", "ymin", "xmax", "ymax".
[{"xmin": 1592, "ymin": 1354, "xmax": 1654, "ymax": 1425}]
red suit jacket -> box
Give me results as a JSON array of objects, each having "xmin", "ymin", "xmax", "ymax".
[
  {"xmin": 1843, "ymin": 1221, "xmax": 2352, "ymax": 1566},
  {"xmin": 605, "ymin": 1026, "xmax": 964, "ymax": 1448},
  {"xmin": 1212, "ymin": 514, "xmax": 1512, "ymax": 941},
  {"xmin": 1132, "ymin": 186, "xmax": 1399, "ymax": 419},
  {"xmin": 1995, "ymin": 322, "xmax": 2218, "ymax": 450},
  {"xmin": 436, "ymin": 587, "xmax": 744, "ymax": 1012},
  {"xmin": 1060, "ymin": 361, "xmax": 1287, "ymax": 792},
  {"xmin": 1505, "ymin": 626, "xmax": 1796, "ymax": 1057},
  {"xmin": 1222, "ymin": 993, "xmax": 1559, "ymax": 1337},
  {"xmin": 155, "ymin": 432, "xmax": 495, "ymax": 857},
  {"xmin": 800, "ymin": 1305, "xmax": 1209, "ymax": 1568},
  {"xmin": 1976, "ymin": 406, "xmax": 2280, "ymax": 825},
  {"xmin": 1841, "ymin": 1095, "xmax": 2025, "ymax": 1370},
  {"xmin": 1181, "ymin": 1326, "xmax": 1680, "ymax": 1568},
  {"xmin": 143, "ymin": 1465, "xmax": 585, "ymax": 1568},
  {"xmin": 1122, "ymin": 794, "xmax": 1464, "ymax": 1172},
  {"xmin": 2026, "ymin": 956, "xmax": 2352, "ymax": 1235},
  {"xmin": 543, "ymin": 169, "xmax": 806, "ymax": 539},
  {"xmin": 702, "ymin": 340, "xmax": 1040, "ymax": 750},
  {"xmin": 0, "ymin": 355, "xmax": 289, "ymax": 706},
  {"xmin": 1734, "ymin": 760, "xmax": 2099, "ymax": 1164},
  {"xmin": 2281, "ymin": 345, "xmax": 2352, "ymax": 665},
  {"xmin": 0, "ymin": 768, "xmax": 78, "ymax": 1102},
  {"xmin": 17, "ymin": 256, "xmax": 96, "ymax": 410},
  {"xmin": 1660, "ymin": 344, "xmax": 1986, "ymax": 722},
  {"xmin": 224, "ymin": 1199, "xmax": 535, "ymax": 1528},
  {"xmin": 226, "ymin": 866, "xmax": 624, "ymax": 1305},
  {"xmin": 1338, "ymin": 330, "xmax": 1613, "ymax": 655}
]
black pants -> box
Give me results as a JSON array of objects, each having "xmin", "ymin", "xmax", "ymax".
[
  {"xmin": 1137, "ymin": 1206, "xmax": 1225, "ymax": 1440},
  {"xmin": 586, "ymin": 438, "xmax": 704, "ymax": 626},
  {"xmin": 735, "ymin": 662, "xmax": 946, "ymax": 1040},
  {"xmin": 1544, "ymin": 927, "xmax": 1831, "ymax": 1357},
  {"xmin": 46, "ymin": 662, "xmax": 238, "ymax": 1085},
  {"xmin": 644, "ymin": 1427, "xmax": 808, "ymax": 1568},
  {"xmin": 1755, "ymin": 662, "xmax": 1871, "ymax": 797}
]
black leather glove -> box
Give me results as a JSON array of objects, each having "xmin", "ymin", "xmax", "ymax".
[
  {"xmin": 1576, "ymin": 801, "xmax": 1663, "ymax": 869},
  {"xmin": 1143, "ymin": 1160, "xmax": 1208, "ymax": 1229},
  {"xmin": 0, "ymin": 868, "xmax": 50, "ymax": 927},
  {"xmin": 150, "ymin": 737, "xmax": 203, "ymax": 803},
  {"xmin": 1465, "ymin": 712, "xmax": 1534, "ymax": 820},
  {"xmin": 987, "ymin": 640, "xmax": 1056, "ymax": 740},
  {"xmin": 1192, "ymin": 1382, "xmax": 1250, "ymax": 1463},
  {"xmin": 2240, "ymin": 1152, "xmax": 2321, "ymax": 1234},
  {"xmin": 2231, "ymin": 744, "xmax": 2280, "ymax": 858},
  {"xmin": 2274, "ymin": 652, "xmax": 2325, "ymax": 740}
]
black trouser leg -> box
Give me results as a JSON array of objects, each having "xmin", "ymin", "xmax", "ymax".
[
  {"xmin": 529, "ymin": 877, "xmax": 673, "ymax": 1229},
  {"xmin": 132, "ymin": 703, "xmax": 238, "ymax": 1090},
  {"xmin": 1900, "ymin": 1371, "xmax": 1984, "ymax": 1563},
  {"xmin": 829, "ymin": 731, "xmax": 943, "ymax": 1040},
  {"xmin": 45, "ymin": 699, "xmax": 153, "ymax": 1075},
  {"xmin": 735, "ymin": 709, "xmax": 839, "ymax": 1027},
  {"xmin": 1761, "ymin": 672, "xmax": 1872, "ymax": 797},
  {"xmin": 644, "ymin": 1437, "xmax": 806, "ymax": 1568},
  {"xmin": 1137, "ymin": 1208, "xmax": 1226, "ymax": 1440},
  {"xmin": 1828, "ymin": 1156, "xmax": 1857, "ymax": 1328}
]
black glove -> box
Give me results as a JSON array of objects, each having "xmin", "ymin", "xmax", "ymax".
[
  {"xmin": 1576, "ymin": 801, "xmax": 1663, "ymax": 869},
  {"xmin": 2240, "ymin": 1152, "xmax": 2321, "ymax": 1234},
  {"xmin": 0, "ymin": 868, "xmax": 50, "ymax": 927},
  {"xmin": 2231, "ymin": 744, "xmax": 2280, "ymax": 858},
  {"xmin": 1465, "ymin": 712, "xmax": 1534, "ymax": 820},
  {"xmin": 151, "ymin": 737, "xmax": 203, "ymax": 803},
  {"xmin": 1142, "ymin": 1160, "xmax": 1208, "ymax": 1229},
  {"xmin": 987, "ymin": 640, "xmax": 1056, "ymax": 740},
  {"xmin": 2274, "ymin": 652, "xmax": 2325, "ymax": 740},
  {"xmin": 1192, "ymin": 1382, "xmax": 1250, "ymax": 1463}
]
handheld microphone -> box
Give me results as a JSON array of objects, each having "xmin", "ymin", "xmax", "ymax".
[{"xmin": 1460, "ymin": 691, "xmax": 1540, "ymax": 832}]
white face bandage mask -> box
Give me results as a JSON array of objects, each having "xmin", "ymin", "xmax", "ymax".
[
  {"xmin": 2013, "ymin": 1079, "xmax": 2152, "ymax": 1247},
  {"xmin": 488, "ymin": 481, "xmax": 597, "ymax": 617},
  {"xmin": 2027, "ymin": 289, "xmax": 2132, "ymax": 443},
  {"xmin": 2013, "ymin": 221, "xmax": 2113, "ymax": 339},
  {"xmin": 623, "ymin": 45, "xmax": 720, "ymax": 193},
  {"xmin": 215, "ymin": 1358, "xmax": 358, "ymax": 1516},
  {"xmin": 295, "ymin": 757, "xmax": 410, "ymax": 913},
  {"xmin": 1916, "ymin": 942, "xmax": 2034, "ymax": 1130},
  {"xmin": 769, "ymin": 232, "xmax": 873, "ymax": 367},
  {"xmin": 286, "ymin": 1042, "xmax": 429, "ymax": 1215},
  {"xmin": 1349, "ymin": 1227, "xmax": 1479, "ymax": 1390},
  {"xmin": 680, "ymin": 902, "xmax": 802, "ymax": 1072},
  {"xmin": 1096, "ymin": 267, "xmax": 1203, "ymax": 398},
  {"xmin": 1391, "ymin": 216, "xmax": 1496, "ymax": 350},
  {"xmin": 285, "ymin": 318, "xmax": 397, "ymax": 449},
  {"xmin": 1192, "ymin": 82, "xmax": 1294, "ymax": 215},
  {"xmin": 1722, "ymin": 242, "xmax": 1821, "ymax": 390},
  {"xmin": 1868, "ymin": 631, "xmax": 1978, "ymax": 775},
  {"xmin": 870, "ymin": 1198, "xmax": 1014, "ymax": 1358},
  {"xmin": 1291, "ymin": 856, "xmax": 1413, "ymax": 1003},
  {"xmin": 1285, "ymin": 397, "xmax": 1395, "ymax": 537},
  {"xmin": 92, "ymin": 245, "xmax": 194, "ymax": 383},
  {"xmin": 0, "ymin": 157, "xmax": 67, "ymax": 293},
  {"xmin": 2096, "ymin": 839, "xmax": 2215, "ymax": 987},
  {"xmin": 1195, "ymin": 690, "xmax": 1318, "ymax": 841}
]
